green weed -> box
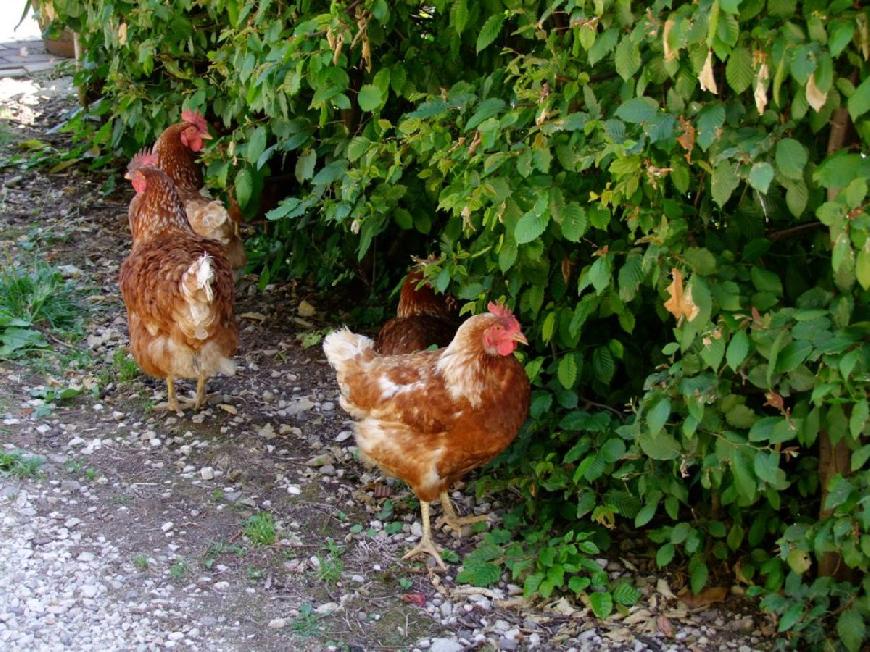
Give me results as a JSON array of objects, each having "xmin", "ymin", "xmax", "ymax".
[
  {"xmin": 0, "ymin": 451, "xmax": 44, "ymax": 478},
  {"xmin": 243, "ymin": 513, "xmax": 277, "ymax": 546}
]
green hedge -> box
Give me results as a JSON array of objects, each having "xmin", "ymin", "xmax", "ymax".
[{"xmin": 49, "ymin": 0, "xmax": 868, "ymax": 646}]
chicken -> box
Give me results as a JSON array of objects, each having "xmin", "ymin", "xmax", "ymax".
[
  {"xmin": 118, "ymin": 151, "xmax": 238, "ymax": 412},
  {"xmin": 375, "ymin": 268, "xmax": 461, "ymax": 355},
  {"xmin": 323, "ymin": 302, "xmax": 530, "ymax": 568},
  {"xmin": 152, "ymin": 109, "xmax": 247, "ymax": 270}
]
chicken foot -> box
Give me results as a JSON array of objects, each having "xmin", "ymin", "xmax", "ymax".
[
  {"xmin": 436, "ymin": 491, "xmax": 490, "ymax": 536},
  {"xmin": 402, "ymin": 502, "xmax": 447, "ymax": 570},
  {"xmin": 160, "ymin": 376, "xmax": 205, "ymax": 413},
  {"xmin": 194, "ymin": 372, "xmax": 206, "ymax": 410}
]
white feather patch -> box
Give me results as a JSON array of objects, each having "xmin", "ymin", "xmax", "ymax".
[{"xmin": 322, "ymin": 328, "xmax": 374, "ymax": 369}]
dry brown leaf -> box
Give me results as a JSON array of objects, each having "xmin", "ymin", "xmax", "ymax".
[
  {"xmin": 217, "ymin": 403, "xmax": 237, "ymax": 415},
  {"xmin": 677, "ymin": 116, "xmax": 696, "ymax": 163},
  {"xmin": 664, "ymin": 268, "xmax": 699, "ymax": 322},
  {"xmin": 656, "ymin": 577, "xmax": 676, "ymax": 600},
  {"xmin": 765, "ymin": 391, "xmax": 785, "ymax": 413},
  {"xmin": 663, "ymin": 18, "xmax": 677, "ymax": 62},
  {"xmin": 805, "ymin": 75, "xmax": 827, "ymax": 111},
  {"xmin": 561, "ymin": 257, "xmax": 573, "ymax": 284},
  {"xmin": 678, "ymin": 586, "xmax": 727, "ymax": 609},
  {"xmin": 239, "ymin": 311, "xmax": 267, "ymax": 321},
  {"xmin": 698, "ymin": 50, "xmax": 718, "ymax": 94},
  {"xmin": 657, "ymin": 614, "xmax": 674, "ymax": 637},
  {"xmin": 117, "ymin": 23, "xmax": 127, "ymax": 46},
  {"xmin": 297, "ymin": 300, "xmax": 316, "ymax": 317},
  {"xmin": 754, "ymin": 62, "xmax": 769, "ymax": 115}
]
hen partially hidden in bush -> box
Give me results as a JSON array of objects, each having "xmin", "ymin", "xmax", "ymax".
[
  {"xmin": 118, "ymin": 152, "xmax": 238, "ymax": 412},
  {"xmin": 152, "ymin": 110, "xmax": 247, "ymax": 270},
  {"xmin": 375, "ymin": 267, "xmax": 461, "ymax": 355},
  {"xmin": 323, "ymin": 302, "xmax": 530, "ymax": 568}
]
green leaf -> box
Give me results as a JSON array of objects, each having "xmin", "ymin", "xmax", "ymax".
[
  {"xmin": 837, "ymin": 608, "xmax": 865, "ymax": 652},
  {"xmin": 696, "ymin": 104, "xmax": 725, "ymax": 150},
  {"xmin": 612, "ymin": 582, "xmax": 641, "ymax": 606},
  {"xmin": 635, "ymin": 502, "xmax": 657, "ymax": 527},
  {"xmin": 829, "ymin": 20, "xmax": 855, "ymax": 58},
  {"xmin": 857, "ymin": 241, "xmax": 870, "ymax": 290},
  {"xmin": 246, "ymin": 126, "xmax": 267, "ymax": 167},
  {"xmin": 656, "ymin": 543, "xmax": 675, "ymax": 567},
  {"xmin": 726, "ymin": 330, "xmax": 750, "ymax": 370},
  {"xmin": 848, "ymin": 76, "xmax": 870, "ymax": 121},
  {"xmin": 358, "ymin": 84, "xmax": 384, "ymax": 112},
  {"xmin": 592, "ymin": 345, "xmax": 615, "ymax": 383},
  {"xmin": 235, "ymin": 167, "xmax": 254, "ymax": 209},
  {"xmin": 647, "ymin": 397, "xmax": 671, "ymax": 436},
  {"xmin": 750, "ymin": 267, "xmax": 783, "ymax": 295},
  {"xmin": 588, "ymin": 591, "xmax": 613, "ymax": 618},
  {"xmin": 466, "ymin": 98, "xmax": 507, "ymax": 131},
  {"xmin": 515, "ymin": 211, "xmax": 547, "ymax": 244},
  {"xmin": 725, "ymin": 47, "xmax": 753, "ymax": 93},
  {"xmin": 295, "ymin": 149, "xmax": 316, "ymax": 182},
  {"xmin": 588, "ymin": 256, "xmax": 611, "ymax": 294},
  {"xmin": 850, "ymin": 399, "xmax": 868, "ymax": 439},
  {"xmin": 711, "ymin": 161, "xmax": 740, "ymax": 207},
  {"xmin": 456, "ymin": 559, "xmax": 501, "ymax": 587},
  {"xmin": 588, "ymin": 28, "xmax": 618, "ymax": 66},
  {"xmin": 689, "ymin": 559, "xmax": 708, "ymax": 594},
  {"xmin": 614, "ymin": 36, "xmax": 641, "ymax": 81},
  {"xmin": 748, "ymin": 162, "xmax": 774, "ymax": 194},
  {"xmin": 601, "ymin": 438, "xmax": 626, "ymax": 463},
  {"xmin": 615, "ymin": 97, "xmax": 658, "ymax": 124},
  {"xmin": 851, "ymin": 444, "xmax": 870, "ymax": 472},
  {"xmin": 560, "ymin": 203, "xmax": 587, "ymax": 241},
  {"xmin": 557, "ymin": 355, "xmax": 577, "ymax": 390},
  {"xmin": 775, "ymin": 138, "xmax": 807, "ymax": 180},
  {"xmin": 476, "ymin": 13, "xmax": 505, "ymax": 53},
  {"xmin": 450, "ymin": 0, "xmax": 469, "ymax": 35}
]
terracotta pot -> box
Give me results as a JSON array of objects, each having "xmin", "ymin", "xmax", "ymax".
[{"xmin": 43, "ymin": 29, "xmax": 75, "ymax": 58}]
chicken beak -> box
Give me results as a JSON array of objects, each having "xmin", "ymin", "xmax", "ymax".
[
  {"xmin": 200, "ymin": 131, "xmax": 213, "ymax": 140},
  {"xmin": 513, "ymin": 331, "xmax": 529, "ymax": 346},
  {"xmin": 123, "ymin": 171, "xmax": 132, "ymax": 181}
]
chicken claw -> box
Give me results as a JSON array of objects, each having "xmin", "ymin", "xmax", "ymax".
[
  {"xmin": 194, "ymin": 373, "xmax": 207, "ymax": 410},
  {"xmin": 402, "ymin": 503, "xmax": 447, "ymax": 570},
  {"xmin": 436, "ymin": 491, "xmax": 490, "ymax": 536}
]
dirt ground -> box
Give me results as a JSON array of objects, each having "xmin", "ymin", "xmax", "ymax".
[{"xmin": 0, "ymin": 72, "xmax": 776, "ymax": 651}]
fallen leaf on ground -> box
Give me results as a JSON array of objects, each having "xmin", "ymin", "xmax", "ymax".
[{"xmin": 678, "ymin": 586, "xmax": 727, "ymax": 608}]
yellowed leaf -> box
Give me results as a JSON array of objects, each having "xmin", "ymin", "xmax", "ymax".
[
  {"xmin": 239, "ymin": 311, "xmax": 267, "ymax": 321},
  {"xmin": 117, "ymin": 22, "xmax": 127, "ymax": 46},
  {"xmin": 663, "ymin": 18, "xmax": 677, "ymax": 62},
  {"xmin": 698, "ymin": 50, "xmax": 718, "ymax": 94},
  {"xmin": 754, "ymin": 62, "xmax": 769, "ymax": 115},
  {"xmin": 664, "ymin": 268, "xmax": 699, "ymax": 322},
  {"xmin": 805, "ymin": 75, "xmax": 827, "ymax": 111}
]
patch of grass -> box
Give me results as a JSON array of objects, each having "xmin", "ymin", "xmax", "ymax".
[
  {"xmin": 243, "ymin": 512, "xmax": 277, "ymax": 546},
  {"xmin": 210, "ymin": 488, "xmax": 225, "ymax": 502},
  {"xmin": 0, "ymin": 261, "xmax": 83, "ymax": 359},
  {"xmin": 316, "ymin": 538, "xmax": 344, "ymax": 584},
  {"xmin": 133, "ymin": 554, "xmax": 149, "ymax": 571},
  {"xmin": 0, "ymin": 451, "xmax": 44, "ymax": 478},
  {"xmin": 291, "ymin": 603, "xmax": 321, "ymax": 637},
  {"xmin": 84, "ymin": 468, "xmax": 98, "ymax": 482},
  {"xmin": 246, "ymin": 565, "xmax": 264, "ymax": 582},
  {"xmin": 112, "ymin": 349, "xmax": 139, "ymax": 381},
  {"xmin": 169, "ymin": 559, "xmax": 189, "ymax": 580},
  {"xmin": 64, "ymin": 459, "xmax": 83, "ymax": 474},
  {"xmin": 30, "ymin": 385, "xmax": 84, "ymax": 418}
]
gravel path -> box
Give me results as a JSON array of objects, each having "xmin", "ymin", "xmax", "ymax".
[{"xmin": 0, "ymin": 483, "xmax": 238, "ymax": 651}]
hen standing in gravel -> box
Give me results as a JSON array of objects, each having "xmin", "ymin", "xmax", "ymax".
[
  {"xmin": 118, "ymin": 151, "xmax": 238, "ymax": 412},
  {"xmin": 323, "ymin": 302, "xmax": 530, "ymax": 568},
  {"xmin": 152, "ymin": 109, "xmax": 247, "ymax": 270}
]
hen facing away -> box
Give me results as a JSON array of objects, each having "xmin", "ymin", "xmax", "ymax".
[
  {"xmin": 323, "ymin": 303, "xmax": 530, "ymax": 568},
  {"xmin": 375, "ymin": 268, "xmax": 461, "ymax": 355},
  {"xmin": 118, "ymin": 152, "xmax": 238, "ymax": 412},
  {"xmin": 152, "ymin": 110, "xmax": 246, "ymax": 270}
]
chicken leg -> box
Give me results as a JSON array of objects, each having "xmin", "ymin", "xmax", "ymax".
[
  {"xmin": 194, "ymin": 372, "xmax": 206, "ymax": 410},
  {"xmin": 436, "ymin": 491, "xmax": 490, "ymax": 536},
  {"xmin": 402, "ymin": 502, "xmax": 446, "ymax": 570},
  {"xmin": 166, "ymin": 377, "xmax": 179, "ymax": 412}
]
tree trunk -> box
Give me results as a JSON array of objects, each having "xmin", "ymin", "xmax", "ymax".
[{"xmin": 817, "ymin": 106, "xmax": 853, "ymax": 581}]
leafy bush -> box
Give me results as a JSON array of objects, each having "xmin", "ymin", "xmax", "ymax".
[{"xmin": 47, "ymin": 0, "xmax": 869, "ymax": 646}]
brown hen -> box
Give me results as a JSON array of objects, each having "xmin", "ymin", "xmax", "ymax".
[
  {"xmin": 323, "ymin": 302, "xmax": 530, "ymax": 568},
  {"xmin": 118, "ymin": 152, "xmax": 238, "ymax": 412},
  {"xmin": 152, "ymin": 110, "xmax": 246, "ymax": 270},
  {"xmin": 375, "ymin": 268, "xmax": 460, "ymax": 354}
]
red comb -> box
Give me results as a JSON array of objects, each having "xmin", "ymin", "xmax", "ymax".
[
  {"xmin": 181, "ymin": 109, "xmax": 208, "ymax": 133},
  {"xmin": 128, "ymin": 148, "xmax": 157, "ymax": 171},
  {"xmin": 487, "ymin": 301, "xmax": 513, "ymax": 319}
]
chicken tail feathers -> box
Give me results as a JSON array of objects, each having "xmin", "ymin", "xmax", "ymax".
[
  {"xmin": 180, "ymin": 254, "xmax": 217, "ymax": 339},
  {"xmin": 323, "ymin": 328, "xmax": 374, "ymax": 371}
]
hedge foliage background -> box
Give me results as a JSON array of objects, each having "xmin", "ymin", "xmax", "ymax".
[{"xmin": 45, "ymin": 0, "xmax": 869, "ymax": 647}]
